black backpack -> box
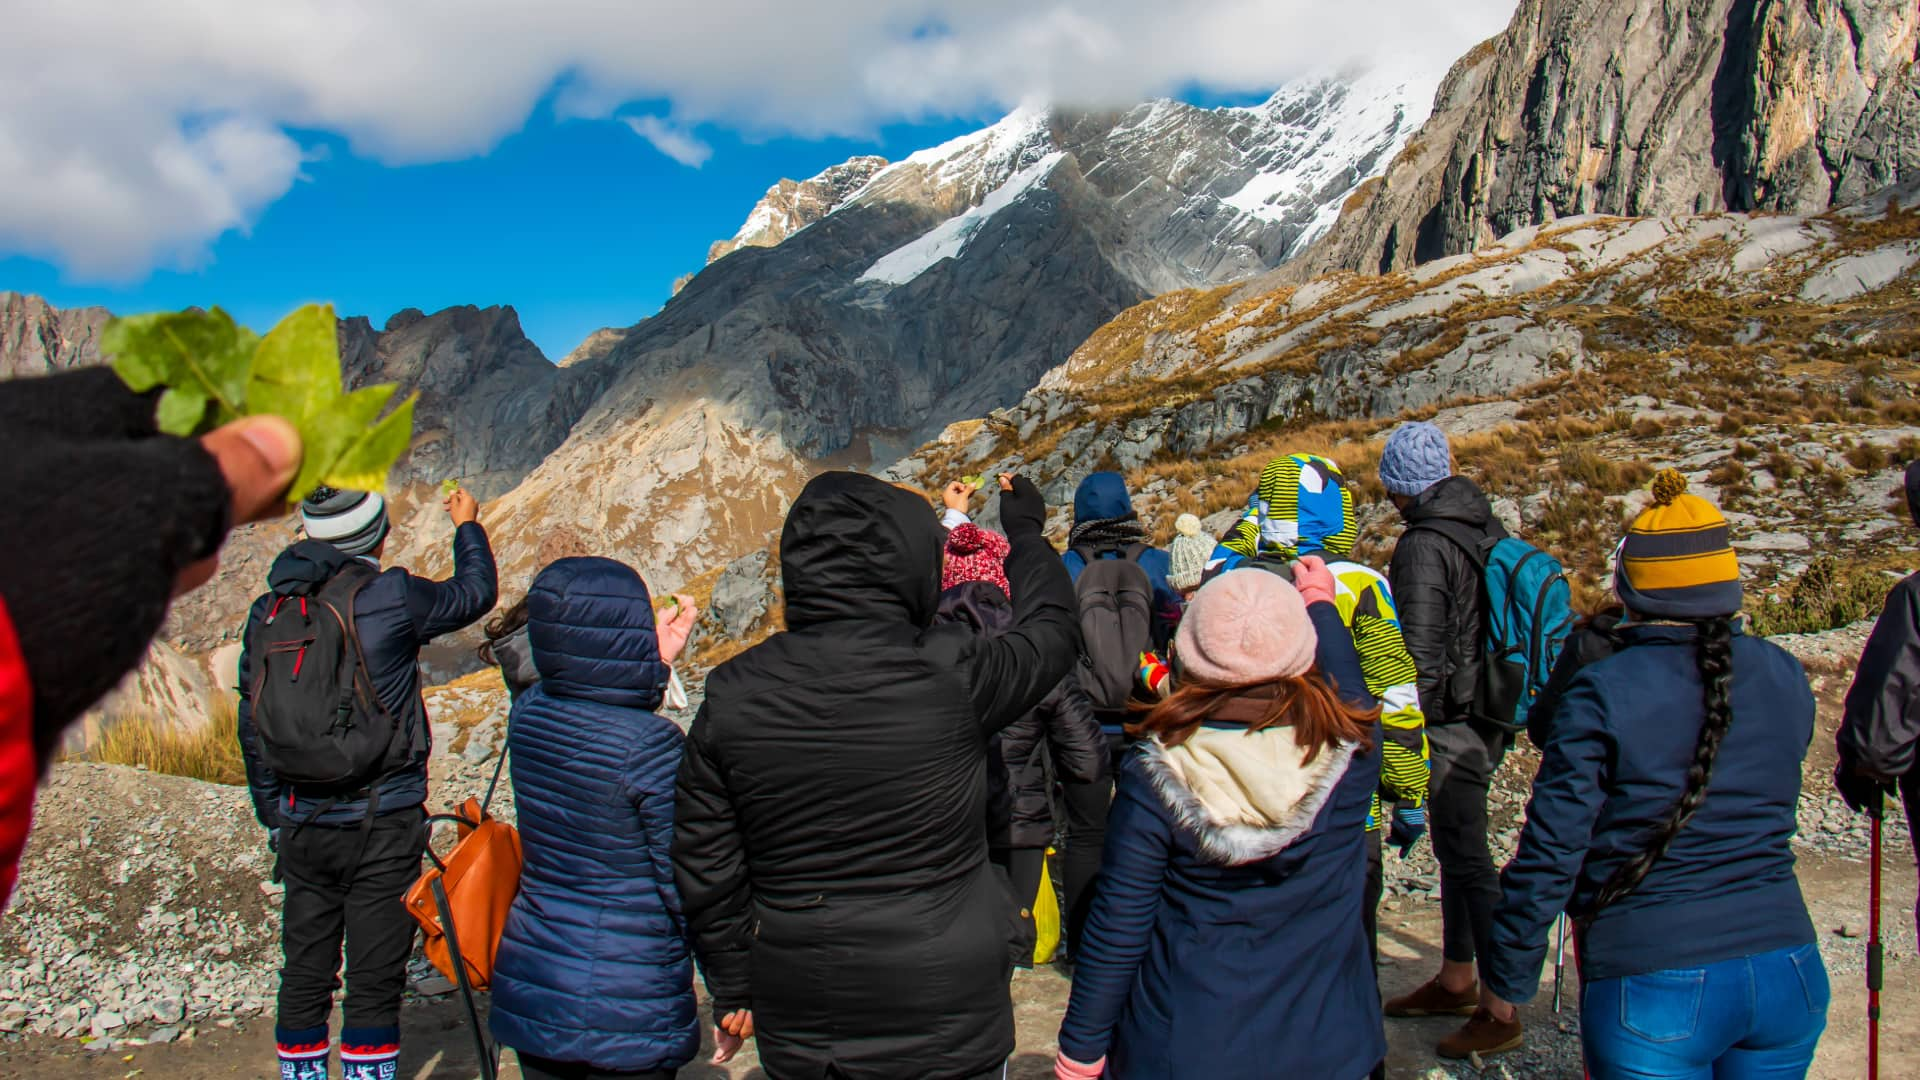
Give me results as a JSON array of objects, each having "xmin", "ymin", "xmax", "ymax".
[
  {"xmin": 246, "ymin": 562, "xmax": 408, "ymax": 788},
  {"xmin": 1073, "ymin": 545, "xmax": 1155, "ymax": 712}
]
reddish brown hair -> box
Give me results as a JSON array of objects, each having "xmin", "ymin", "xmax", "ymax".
[{"xmin": 1127, "ymin": 671, "xmax": 1379, "ymax": 764}]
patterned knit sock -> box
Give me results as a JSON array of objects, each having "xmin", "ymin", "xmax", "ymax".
[
  {"xmin": 340, "ymin": 1025, "xmax": 401, "ymax": 1080},
  {"xmin": 274, "ymin": 1025, "xmax": 330, "ymax": 1080}
]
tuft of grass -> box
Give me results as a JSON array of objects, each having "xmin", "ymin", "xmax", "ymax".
[
  {"xmin": 1847, "ymin": 441, "xmax": 1891, "ymax": 472},
  {"xmin": 87, "ymin": 696, "xmax": 246, "ymax": 786},
  {"xmin": 1747, "ymin": 556, "xmax": 1890, "ymax": 637}
]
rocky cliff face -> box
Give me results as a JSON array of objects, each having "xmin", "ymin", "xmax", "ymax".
[
  {"xmin": 336, "ymin": 304, "xmax": 597, "ymax": 499},
  {"xmin": 1293, "ymin": 0, "xmax": 1920, "ymax": 280},
  {"xmin": 0, "ymin": 291, "xmax": 110, "ymax": 377},
  {"xmin": 706, "ymin": 156, "xmax": 890, "ymax": 264}
]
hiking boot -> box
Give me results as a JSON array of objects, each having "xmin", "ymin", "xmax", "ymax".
[
  {"xmin": 1436, "ymin": 1008, "xmax": 1524, "ymax": 1060},
  {"xmin": 1383, "ymin": 978, "xmax": 1479, "ymax": 1017}
]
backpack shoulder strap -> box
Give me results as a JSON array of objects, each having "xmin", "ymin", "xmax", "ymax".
[
  {"xmin": 1406, "ymin": 518, "xmax": 1493, "ymax": 571},
  {"xmin": 1121, "ymin": 543, "xmax": 1150, "ymax": 565}
]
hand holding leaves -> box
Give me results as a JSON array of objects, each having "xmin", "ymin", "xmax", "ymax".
[{"xmin": 106, "ymin": 304, "xmax": 416, "ymax": 502}]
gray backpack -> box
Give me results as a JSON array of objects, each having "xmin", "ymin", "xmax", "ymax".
[{"xmin": 1073, "ymin": 545, "xmax": 1155, "ymax": 712}]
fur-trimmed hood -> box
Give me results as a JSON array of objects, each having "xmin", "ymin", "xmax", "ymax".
[{"xmin": 1140, "ymin": 726, "xmax": 1355, "ymax": 866}]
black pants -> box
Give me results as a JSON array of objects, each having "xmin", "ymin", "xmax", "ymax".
[
  {"xmin": 1427, "ymin": 720, "xmax": 1508, "ymax": 973},
  {"xmin": 1363, "ymin": 827, "xmax": 1383, "ymax": 971},
  {"xmin": 990, "ymin": 846, "xmax": 1047, "ymax": 967},
  {"xmin": 516, "ymin": 1052, "xmax": 675, "ymax": 1080},
  {"xmin": 276, "ymin": 809, "xmax": 428, "ymax": 1031},
  {"xmin": 1059, "ymin": 774, "xmax": 1112, "ymax": 958}
]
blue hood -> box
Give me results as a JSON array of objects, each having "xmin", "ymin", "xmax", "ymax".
[
  {"xmin": 1074, "ymin": 472, "xmax": 1136, "ymax": 525},
  {"xmin": 527, "ymin": 557, "xmax": 666, "ymax": 710}
]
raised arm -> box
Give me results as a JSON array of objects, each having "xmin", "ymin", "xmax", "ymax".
[
  {"xmin": 672, "ymin": 710, "xmax": 754, "ymax": 1023},
  {"xmin": 406, "ymin": 509, "xmax": 499, "ymax": 641},
  {"xmin": 964, "ymin": 477, "xmax": 1080, "ymax": 732}
]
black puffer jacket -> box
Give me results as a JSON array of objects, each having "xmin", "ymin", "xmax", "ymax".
[
  {"xmin": 935, "ymin": 583, "xmax": 1108, "ymax": 850},
  {"xmin": 672, "ymin": 474, "xmax": 1079, "ymax": 1080},
  {"xmin": 1388, "ymin": 476, "xmax": 1507, "ymax": 726}
]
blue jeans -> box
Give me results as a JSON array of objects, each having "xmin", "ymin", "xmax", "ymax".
[{"xmin": 1582, "ymin": 943, "xmax": 1829, "ymax": 1079}]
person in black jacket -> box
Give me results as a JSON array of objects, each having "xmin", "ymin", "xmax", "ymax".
[
  {"xmin": 236, "ymin": 486, "xmax": 497, "ymax": 1080},
  {"xmin": 672, "ymin": 472, "xmax": 1079, "ymax": 1079},
  {"xmin": 1377, "ymin": 421, "xmax": 1518, "ymax": 1041},
  {"xmin": 936, "ymin": 578, "xmax": 1107, "ymax": 967},
  {"xmin": 1837, "ymin": 462, "xmax": 1920, "ymax": 886}
]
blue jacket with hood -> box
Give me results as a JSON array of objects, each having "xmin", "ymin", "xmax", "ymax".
[
  {"xmin": 1060, "ymin": 473, "xmax": 1178, "ymax": 610},
  {"xmin": 1056, "ymin": 597, "xmax": 1387, "ymax": 1078},
  {"xmin": 236, "ymin": 523, "xmax": 497, "ymax": 827},
  {"xmin": 488, "ymin": 557, "xmax": 700, "ymax": 1071}
]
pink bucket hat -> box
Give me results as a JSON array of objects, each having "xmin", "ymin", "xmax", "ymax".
[{"xmin": 1173, "ymin": 569, "xmax": 1317, "ymax": 685}]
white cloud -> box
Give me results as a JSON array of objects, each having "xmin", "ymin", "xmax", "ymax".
[
  {"xmin": 623, "ymin": 115, "xmax": 713, "ymax": 168},
  {"xmin": 0, "ymin": 0, "xmax": 1518, "ymax": 278}
]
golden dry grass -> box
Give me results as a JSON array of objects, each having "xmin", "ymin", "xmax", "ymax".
[{"xmin": 86, "ymin": 696, "xmax": 246, "ymax": 786}]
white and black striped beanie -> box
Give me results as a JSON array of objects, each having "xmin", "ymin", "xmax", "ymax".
[{"xmin": 300, "ymin": 487, "xmax": 390, "ymax": 557}]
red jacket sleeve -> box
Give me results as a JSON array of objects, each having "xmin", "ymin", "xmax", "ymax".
[{"xmin": 0, "ymin": 598, "xmax": 38, "ymax": 907}]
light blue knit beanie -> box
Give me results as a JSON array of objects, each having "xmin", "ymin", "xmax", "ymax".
[{"xmin": 1379, "ymin": 421, "xmax": 1453, "ymax": 497}]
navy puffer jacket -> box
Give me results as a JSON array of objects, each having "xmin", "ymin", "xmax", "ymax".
[{"xmin": 488, "ymin": 558, "xmax": 699, "ymax": 1071}]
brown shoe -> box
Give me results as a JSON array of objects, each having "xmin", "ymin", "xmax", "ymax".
[
  {"xmin": 1383, "ymin": 978, "xmax": 1479, "ymax": 1018},
  {"xmin": 1436, "ymin": 1008, "xmax": 1525, "ymax": 1059}
]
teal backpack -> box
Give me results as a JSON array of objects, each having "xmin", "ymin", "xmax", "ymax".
[{"xmin": 1415, "ymin": 522, "xmax": 1575, "ymax": 731}]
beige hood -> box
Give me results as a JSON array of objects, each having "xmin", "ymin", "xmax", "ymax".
[{"xmin": 1141, "ymin": 725, "xmax": 1356, "ymax": 866}]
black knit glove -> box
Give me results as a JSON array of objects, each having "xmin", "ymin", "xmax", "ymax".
[
  {"xmin": 0, "ymin": 368, "xmax": 235, "ymax": 766},
  {"xmin": 997, "ymin": 475, "xmax": 1047, "ymax": 538},
  {"xmin": 1835, "ymin": 755, "xmax": 1895, "ymax": 818}
]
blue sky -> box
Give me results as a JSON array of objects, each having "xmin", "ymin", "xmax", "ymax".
[
  {"xmin": 0, "ymin": 111, "xmax": 990, "ymax": 359},
  {"xmin": 0, "ymin": 1, "xmax": 1517, "ymax": 360}
]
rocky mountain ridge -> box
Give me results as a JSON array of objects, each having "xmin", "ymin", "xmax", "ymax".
[
  {"xmin": 1291, "ymin": 0, "xmax": 1920, "ymax": 281},
  {"xmin": 423, "ymin": 71, "xmax": 1439, "ymax": 607},
  {"xmin": 706, "ymin": 156, "xmax": 890, "ymax": 264},
  {"xmin": 0, "ymin": 292, "xmax": 109, "ymax": 377}
]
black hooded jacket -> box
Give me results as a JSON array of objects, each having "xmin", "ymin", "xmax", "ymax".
[
  {"xmin": 936, "ymin": 582, "xmax": 1108, "ymax": 849},
  {"xmin": 672, "ymin": 473, "xmax": 1079, "ymax": 1080},
  {"xmin": 1388, "ymin": 475, "xmax": 1508, "ymax": 726}
]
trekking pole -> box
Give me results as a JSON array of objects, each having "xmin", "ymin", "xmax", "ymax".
[
  {"xmin": 1870, "ymin": 787, "xmax": 1885, "ymax": 1080},
  {"xmin": 429, "ymin": 877, "xmax": 499, "ymax": 1080},
  {"xmin": 1552, "ymin": 912, "xmax": 1568, "ymax": 1013}
]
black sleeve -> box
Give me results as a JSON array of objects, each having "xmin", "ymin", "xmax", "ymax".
[
  {"xmin": 1527, "ymin": 616, "xmax": 1621, "ymax": 749},
  {"xmin": 233, "ymin": 597, "xmax": 283, "ymax": 828},
  {"xmin": 964, "ymin": 528, "xmax": 1081, "ymax": 735},
  {"xmin": 1040, "ymin": 677, "xmax": 1108, "ymax": 784},
  {"xmin": 405, "ymin": 522, "xmax": 499, "ymax": 641},
  {"xmin": 1839, "ymin": 578, "xmax": 1920, "ymax": 779},
  {"xmin": 1387, "ymin": 530, "xmax": 1456, "ymax": 722},
  {"xmin": 671, "ymin": 707, "xmax": 753, "ymax": 1021},
  {"xmin": 0, "ymin": 370, "xmax": 232, "ymax": 767}
]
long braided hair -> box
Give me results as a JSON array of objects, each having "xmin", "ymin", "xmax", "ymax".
[{"xmin": 1585, "ymin": 615, "xmax": 1737, "ymax": 915}]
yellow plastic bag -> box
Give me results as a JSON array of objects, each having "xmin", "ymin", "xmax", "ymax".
[{"xmin": 1033, "ymin": 848, "xmax": 1061, "ymax": 965}]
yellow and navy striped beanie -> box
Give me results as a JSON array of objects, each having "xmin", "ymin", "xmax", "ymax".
[{"xmin": 1614, "ymin": 469, "xmax": 1743, "ymax": 619}]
